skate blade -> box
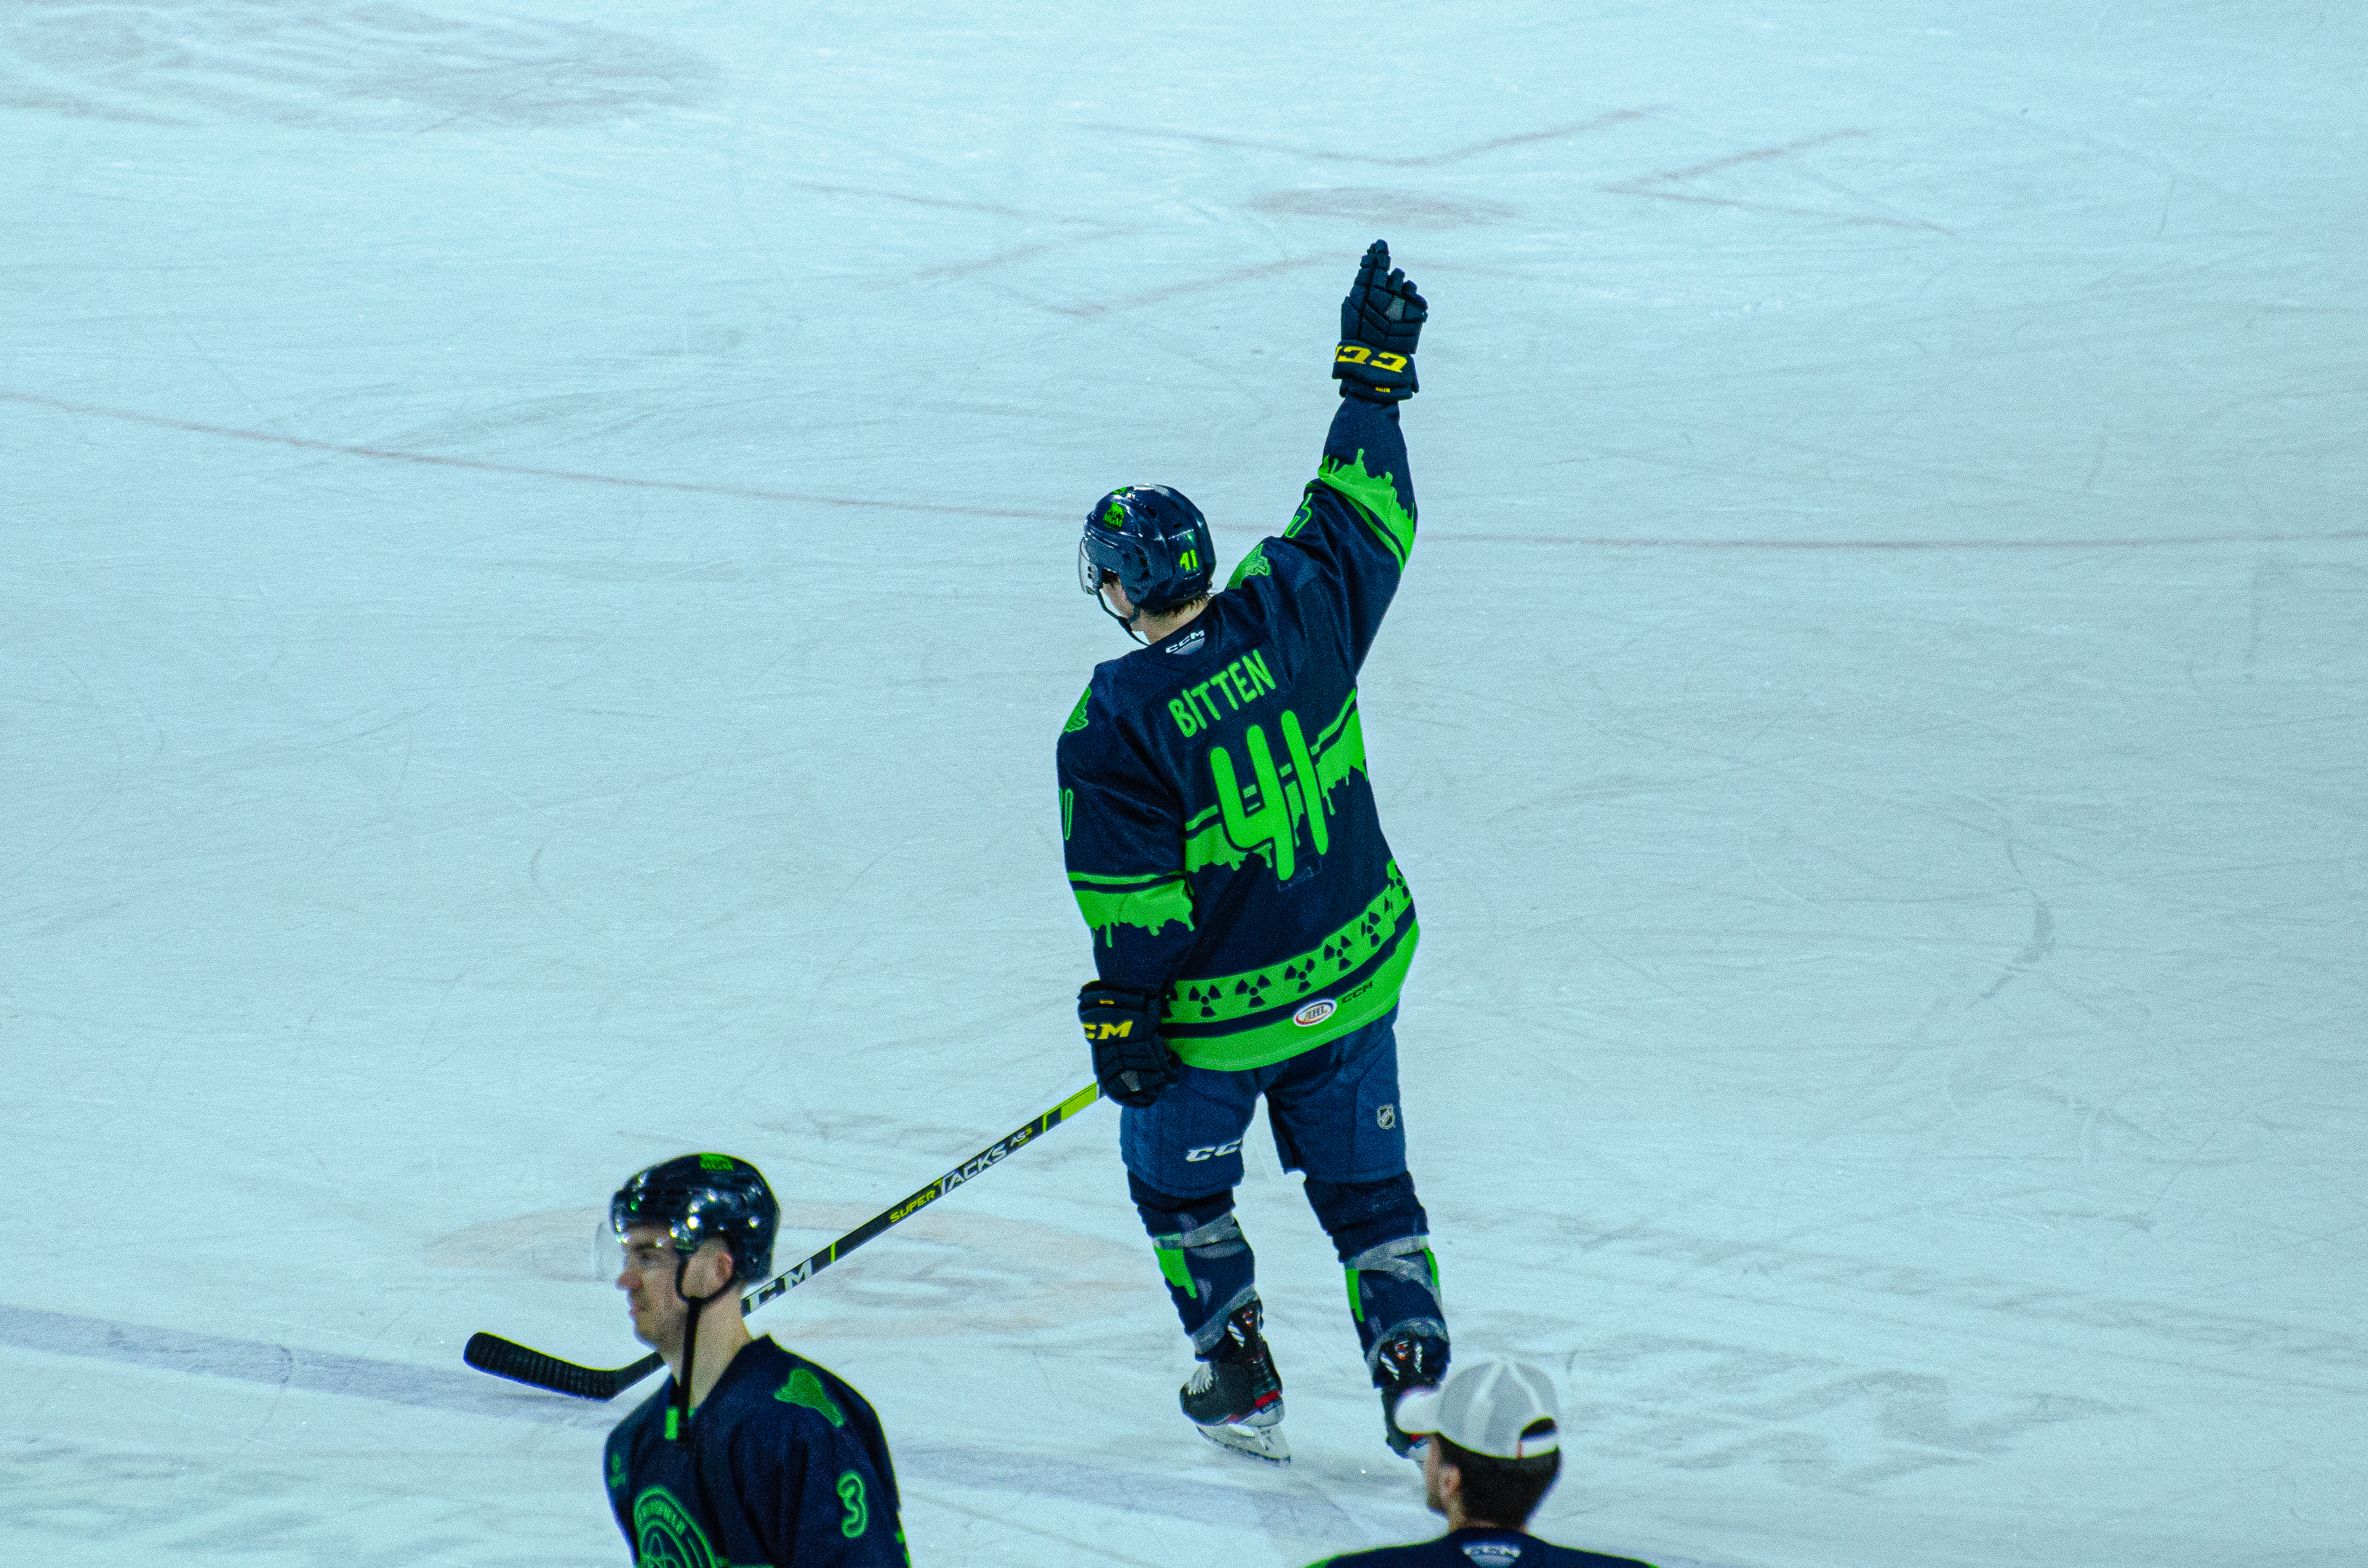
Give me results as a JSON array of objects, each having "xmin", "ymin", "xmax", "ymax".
[{"xmin": 1195, "ymin": 1421, "xmax": 1292, "ymax": 1464}]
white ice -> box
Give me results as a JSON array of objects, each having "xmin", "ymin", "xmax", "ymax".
[{"xmin": 3, "ymin": 2, "xmax": 2363, "ymax": 1565}]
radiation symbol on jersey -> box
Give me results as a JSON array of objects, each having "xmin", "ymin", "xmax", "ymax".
[{"xmin": 634, "ymin": 1486, "xmax": 724, "ymax": 1568}]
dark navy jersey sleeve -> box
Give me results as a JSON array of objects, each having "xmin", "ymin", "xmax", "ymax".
[
  {"xmin": 1059, "ymin": 669, "xmax": 1200, "ymax": 994},
  {"xmin": 1230, "ymin": 395, "xmax": 1416, "ymax": 675}
]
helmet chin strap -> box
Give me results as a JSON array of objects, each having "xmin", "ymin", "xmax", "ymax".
[
  {"xmin": 1096, "ymin": 582, "xmax": 1152, "ymax": 644},
  {"xmin": 667, "ymin": 1254, "xmax": 733, "ymax": 1442}
]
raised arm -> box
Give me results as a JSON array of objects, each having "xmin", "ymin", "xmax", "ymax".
[{"xmin": 1231, "ymin": 241, "xmax": 1426, "ymax": 672}]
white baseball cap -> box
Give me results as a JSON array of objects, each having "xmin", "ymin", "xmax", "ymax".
[{"xmin": 1391, "ymin": 1358, "xmax": 1561, "ymax": 1460}]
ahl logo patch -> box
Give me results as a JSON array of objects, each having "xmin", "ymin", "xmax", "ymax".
[
  {"xmin": 1293, "ymin": 999, "xmax": 1337, "ymax": 1028},
  {"xmin": 1462, "ymin": 1543, "xmax": 1524, "ymax": 1567}
]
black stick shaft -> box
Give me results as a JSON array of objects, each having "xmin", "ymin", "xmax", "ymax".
[{"xmin": 465, "ymin": 1082, "xmax": 1102, "ymax": 1399}]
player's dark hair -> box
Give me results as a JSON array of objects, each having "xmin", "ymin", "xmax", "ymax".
[{"xmin": 1438, "ymin": 1420, "xmax": 1562, "ymax": 1529}]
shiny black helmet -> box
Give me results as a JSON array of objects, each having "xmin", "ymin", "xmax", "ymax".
[
  {"xmin": 1079, "ymin": 485, "xmax": 1215, "ymax": 626},
  {"xmin": 609, "ymin": 1153, "xmax": 778, "ymax": 1286}
]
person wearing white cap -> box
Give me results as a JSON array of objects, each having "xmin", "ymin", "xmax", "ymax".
[{"xmin": 1304, "ymin": 1359, "xmax": 1658, "ymax": 1568}]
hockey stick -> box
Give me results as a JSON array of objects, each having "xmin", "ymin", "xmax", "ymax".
[{"xmin": 464, "ymin": 1082, "xmax": 1103, "ymax": 1400}]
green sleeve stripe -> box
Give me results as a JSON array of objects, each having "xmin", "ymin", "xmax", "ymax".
[
  {"xmin": 1073, "ymin": 879, "xmax": 1195, "ymax": 945},
  {"xmin": 1314, "ymin": 449, "xmax": 1415, "ymax": 569},
  {"xmin": 1314, "ymin": 689, "xmax": 1358, "ymax": 749},
  {"xmin": 1068, "ymin": 869, "xmax": 1181, "ymax": 889},
  {"xmin": 1348, "ymin": 503, "xmax": 1409, "ymax": 569}
]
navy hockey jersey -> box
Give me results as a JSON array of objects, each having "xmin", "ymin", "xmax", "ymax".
[
  {"xmin": 604, "ymin": 1337, "xmax": 907, "ymax": 1566},
  {"xmin": 1058, "ymin": 394, "xmax": 1418, "ymax": 1070},
  {"xmin": 1306, "ymin": 1525, "xmax": 1659, "ymax": 1568}
]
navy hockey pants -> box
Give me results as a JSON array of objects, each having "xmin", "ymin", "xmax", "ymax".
[{"xmin": 1121, "ymin": 1009, "xmax": 1447, "ymax": 1371}]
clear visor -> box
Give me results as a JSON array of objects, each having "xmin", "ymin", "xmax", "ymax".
[
  {"xmin": 594, "ymin": 1219, "xmax": 625, "ymax": 1282},
  {"xmin": 603, "ymin": 1194, "xmax": 696, "ymax": 1281},
  {"xmin": 1079, "ymin": 531, "xmax": 1134, "ymax": 595}
]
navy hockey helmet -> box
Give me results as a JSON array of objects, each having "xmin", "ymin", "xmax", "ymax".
[
  {"xmin": 1079, "ymin": 485, "xmax": 1215, "ymax": 624},
  {"xmin": 610, "ymin": 1153, "xmax": 779, "ymax": 1287}
]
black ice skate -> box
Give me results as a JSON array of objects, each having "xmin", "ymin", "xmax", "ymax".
[
  {"xmin": 1372, "ymin": 1329, "xmax": 1450, "ymax": 1458},
  {"xmin": 1180, "ymin": 1302, "xmax": 1288, "ymax": 1463}
]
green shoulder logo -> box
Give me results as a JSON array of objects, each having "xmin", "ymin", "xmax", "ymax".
[
  {"xmin": 633, "ymin": 1485, "xmax": 723, "ymax": 1568},
  {"xmin": 776, "ymin": 1367, "xmax": 847, "ymax": 1427},
  {"xmin": 1064, "ymin": 685, "xmax": 1092, "ymax": 734},
  {"xmin": 606, "ymin": 1449, "xmax": 627, "ymax": 1494}
]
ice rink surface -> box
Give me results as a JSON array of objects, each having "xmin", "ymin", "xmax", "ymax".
[{"xmin": 5, "ymin": 1, "xmax": 2364, "ymax": 1563}]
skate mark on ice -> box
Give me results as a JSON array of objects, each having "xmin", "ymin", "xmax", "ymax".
[
  {"xmin": 0, "ymin": 391, "xmax": 1067, "ymax": 520},
  {"xmin": 906, "ymin": 230, "xmax": 1135, "ymax": 285},
  {"xmin": 1974, "ymin": 894, "xmax": 2055, "ymax": 1003},
  {"xmin": 1603, "ymin": 130, "xmax": 1953, "ymax": 235},
  {"xmin": 769, "ymin": 179, "xmax": 1135, "ymax": 287},
  {"xmin": 0, "ymin": 1, "xmax": 719, "ymax": 130},
  {"xmin": 1553, "ymin": 1225, "xmax": 2368, "ymax": 1387},
  {"xmin": 1050, "ymin": 256, "xmax": 1336, "ymax": 319},
  {"xmin": 1424, "ymin": 528, "xmax": 2368, "ymax": 551},
  {"xmin": 777, "ymin": 179, "xmax": 1095, "ymax": 224},
  {"xmin": 1080, "ymin": 109, "xmax": 1659, "ymax": 168},
  {"xmin": 1555, "ymin": 1334, "xmax": 2121, "ymax": 1491},
  {"xmin": 1243, "ymin": 189, "xmax": 1516, "ymax": 230},
  {"xmin": 1, "ymin": 1306, "xmax": 1626, "ymax": 1553}
]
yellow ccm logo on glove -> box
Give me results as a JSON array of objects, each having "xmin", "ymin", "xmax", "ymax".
[
  {"xmin": 1334, "ymin": 344, "xmax": 1409, "ymax": 372},
  {"xmin": 1083, "ymin": 1019, "xmax": 1135, "ymax": 1041}
]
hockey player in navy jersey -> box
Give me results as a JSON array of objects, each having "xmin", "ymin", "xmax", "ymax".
[
  {"xmin": 602, "ymin": 1154, "xmax": 908, "ymax": 1565},
  {"xmin": 1060, "ymin": 241, "xmax": 1449, "ymax": 1461}
]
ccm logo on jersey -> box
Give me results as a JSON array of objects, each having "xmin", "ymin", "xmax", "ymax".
[
  {"xmin": 1185, "ymin": 1139, "xmax": 1244, "ymax": 1163},
  {"xmin": 1293, "ymin": 999, "xmax": 1337, "ymax": 1028}
]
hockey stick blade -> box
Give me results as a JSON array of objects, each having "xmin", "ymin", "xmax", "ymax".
[
  {"xmin": 465, "ymin": 1331, "xmax": 663, "ymax": 1400},
  {"xmin": 463, "ymin": 1082, "xmax": 1102, "ymax": 1399}
]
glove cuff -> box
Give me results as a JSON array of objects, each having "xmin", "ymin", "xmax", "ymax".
[{"xmin": 1333, "ymin": 341, "xmax": 1418, "ymax": 402}]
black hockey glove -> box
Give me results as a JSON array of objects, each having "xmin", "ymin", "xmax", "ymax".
[
  {"xmin": 1333, "ymin": 239, "xmax": 1426, "ymax": 404},
  {"xmin": 1079, "ymin": 982, "xmax": 1181, "ymax": 1108}
]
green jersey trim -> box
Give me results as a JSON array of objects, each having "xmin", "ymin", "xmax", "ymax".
[
  {"xmin": 1314, "ymin": 449, "xmax": 1415, "ymax": 570},
  {"xmin": 1171, "ymin": 920, "xmax": 1417, "ymax": 1071},
  {"xmin": 1170, "ymin": 861, "xmax": 1410, "ymax": 1027},
  {"xmin": 1073, "ymin": 875, "xmax": 1195, "ymax": 944}
]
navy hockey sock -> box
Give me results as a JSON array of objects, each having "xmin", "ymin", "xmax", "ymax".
[
  {"xmin": 1305, "ymin": 1173, "xmax": 1446, "ymax": 1365},
  {"xmin": 1131, "ymin": 1175, "xmax": 1259, "ymax": 1354}
]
